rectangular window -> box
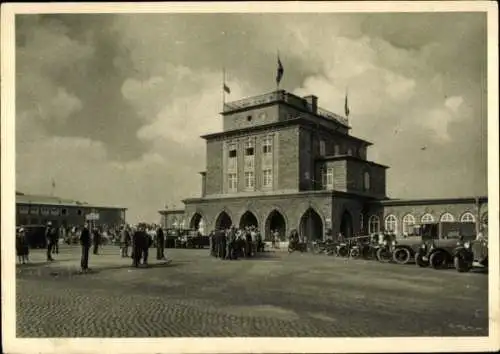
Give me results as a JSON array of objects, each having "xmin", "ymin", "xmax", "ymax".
[
  {"xmin": 263, "ymin": 169, "xmax": 273, "ymax": 187},
  {"xmin": 262, "ymin": 136, "xmax": 273, "ymax": 154},
  {"xmin": 319, "ymin": 140, "xmax": 326, "ymax": 156},
  {"xmin": 321, "ymin": 169, "xmax": 327, "ymax": 189},
  {"xmin": 244, "ymin": 171, "xmax": 255, "ymax": 189},
  {"xmin": 326, "ymin": 168, "xmax": 334, "ymax": 189},
  {"xmin": 245, "ymin": 140, "xmax": 255, "ymax": 156},
  {"xmin": 228, "ymin": 173, "xmax": 238, "ymax": 192},
  {"xmin": 228, "ymin": 143, "xmax": 237, "ymax": 171},
  {"xmin": 334, "ymin": 145, "xmax": 340, "ymax": 155}
]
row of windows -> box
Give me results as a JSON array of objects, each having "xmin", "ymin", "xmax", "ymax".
[
  {"xmin": 228, "ymin": 169, "xmax": 273, "ymax": 191},
  {"xmin": 321, "ymin": 169, "xmax": 371, "ymax": 191},
  {"xmin": 319, "ymin": 140, "xmax": 365, "ymax": 158},
  {"xmin": 228, "ymin": 136, "xmax": 273, "ymax": 158},
  {"xmin": 18, "ymin": 206, "xmax": 84, "ymax": 216},
  {"xmin": 366, "ymin": 212, "xmax": 478, "ymax": 234}
]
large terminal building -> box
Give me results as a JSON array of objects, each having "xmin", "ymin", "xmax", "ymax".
[{"xmin": 159, "ymin": 90, "xmax": 488, "ymax": 241}]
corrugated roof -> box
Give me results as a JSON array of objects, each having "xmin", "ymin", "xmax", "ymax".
[{"xmin": 16, "ymin": 193, "xmax": 127, "ymax": 210}]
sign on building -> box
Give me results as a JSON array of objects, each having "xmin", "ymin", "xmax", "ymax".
[
  {"xmin": 85, "ymin": 212, "xmax": 100, "ymax": 221},
  {"xmin": 41, "ymin": 207, "xmax": 50, "ymax": 216},
  {"xmin": 50, "ymin": 207, "xmax": 60, "ymax": 216},
  {"xmin": 30, "ymin": 207, "xmax": 39, "ymax": 215},
  {"xmin": 19, "ymin": 206, "xmax": 29, "ymax": 215}
]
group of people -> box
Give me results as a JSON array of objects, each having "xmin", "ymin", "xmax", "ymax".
[
  {"xmin": 209, "ymin": 225, "xmax": 265, "ymax": 260},
  {"xmin": 118, "ymin": 224, "xmax": 167, "ymax": 266}
]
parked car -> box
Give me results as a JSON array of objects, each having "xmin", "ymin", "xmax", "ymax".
[
  {"xmin": 414, "ymin": 221, "xmax": 478, "ymax": 270},
  {"xmin": 453, "ymin": 237, "xmax": 488, "ymax": 272}
]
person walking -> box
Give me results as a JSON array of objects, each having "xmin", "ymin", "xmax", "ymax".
[
  {"xmin": 131, "ymin": 226, "xmax": 142, "ymax": 267},
  {"xmin": 92, "ymin": 227, "xmax": 101, "ymax": 255},
  {"xmin": 45, "ymin": 222, "xmax": 56, "ymax": 261},
  {"xmin": 80, "ymin": 222, "xmax": 91, "ymax": 272},
  {"xmin": 16, "ymin": 228, "xmax": 29, "ymax": 264},
  {"xmin": 156, "ymin": 225, "xmax": 166, "ymax": 260}
]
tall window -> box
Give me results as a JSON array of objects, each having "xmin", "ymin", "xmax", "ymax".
[
  {"xmin": 244, "ymin": 171, "xmax": 255, "ymax": 190},
  {"xmin": 440, "ymin": 212, "xmax": 455, "ymax": 222},
  {"xmin": 363, "ymin": 171, "xmax": 371, "ymax": 191},
  {"xmin": 385, "ymin": 215, "xmax": 397, "ymax": 234},
  {"xmin": 244, "ymin": 139, "xmax": 255, "ymax": 170},
  {"xmin": 263, "ymin": 169, "xmax": 273, "ymax": 187},
  {"xmin": 324, "ymin": 167, "xmax": 333, "ymax": 189},
  {"xmin": 334, "ymin": 145, "xmax": 340, "ymax": 155},
  {"xmin": 321, "ymin": 168, "xmax": 327, "ymax": 189},
  {"xmin": 402, "ymin": 214, "xmax": 415, "ymax": 235},
  {"xmin": 319, "ymin": 140, "xmax": 326, "ymax": 156},
  {"xmin": 460, "ymin": 212, "xmax": 475, "ymax": 223},
  {"xmin": 228, "ymin": 142, "xmax": 237, "ymax": 171},
  {"xmin": 262, "ymin": 136, "xmax": 273, "ymax": 154},
  {"xmin": 228, "ymin": 173, "xmax": 237, "ymax": 192},
  {"xmin": 421, "ymin": 213, "xmax": 434, "ymax": 224},
  {"xmin": 347, "ymin": 147, "xmax": 353, "ymax": 156},
  {"xmin": 369, "ymin": 215, "xmax": 380, "ymax": 234}
]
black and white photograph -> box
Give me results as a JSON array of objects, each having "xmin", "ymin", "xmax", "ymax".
[{"xmin": 1, "ymin": 2, "xmax": 498, "ymax": 353}]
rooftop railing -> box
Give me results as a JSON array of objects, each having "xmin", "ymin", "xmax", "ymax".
[{"xmin": 223, "ymin": 90, "xmax": 348, "ymax": 126}]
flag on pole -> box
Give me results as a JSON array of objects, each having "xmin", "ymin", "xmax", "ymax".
[
  {"xmin": 223, "ymin": 83, "xmax": 231, "ymax": 94},
  {"xmin": 344, "ymin": 90, "xmax": 350, "ymax": 118},
  {"xmin": 276, "ymin": 55, "xmax": 284, "ymax": 86}
]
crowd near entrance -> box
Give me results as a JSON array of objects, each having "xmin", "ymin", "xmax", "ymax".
[
  {"xmin": 265, "ymin": 210, "xmax": 286, "ymax": 241},
  {"xmin": 299, "ymin": 208, "xmax": 323, "ymax": 241},
  {"xmin": 239, "ymin": 211, "xmax": 258, "ymax": 229}
]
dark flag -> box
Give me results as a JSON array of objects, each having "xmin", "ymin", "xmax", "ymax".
[
  {"xmin": 344, "ymin": 91, "xmax": 350, "ymax": 118},
  {"xmin": 223, "ymin": 83, "xmax": 231, "ymax": 94},
  {"xmin": 276, "ymin": 56, "xmax": 284, "ymax": 86}
]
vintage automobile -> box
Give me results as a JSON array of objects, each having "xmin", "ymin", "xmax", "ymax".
[
  {"xmin": 374, "ymin": 234, "xmax": 396, "ymax": 263},
  {"xmin": 414, "ymin": 221, "xmax": 479, "ymax": 270},
  {"xmin": 391, "ymin": 233, "xmax": 427, "ymax": 265},
  {"xmin": 453, "ymin": 237, "xmax": 488, "ymax": 272}
]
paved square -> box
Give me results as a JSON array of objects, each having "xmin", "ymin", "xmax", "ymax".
[{"xmin": 16, "ymin": 245, "xmax": 488, "ymax": 337}]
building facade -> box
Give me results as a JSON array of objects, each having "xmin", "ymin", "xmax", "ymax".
[
  {"xmin": 16, "ymin": 192, "xmax": 127, "ymax": 228},
  {"xmin": 159, "ymin": 90, "xmax": 488, "ymax": 241}
]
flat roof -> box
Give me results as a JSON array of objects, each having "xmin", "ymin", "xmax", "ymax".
[
  {"xmin": 16, "ymin": 193, "xmax": 127, "ymax": 210},
  {"xmin": 317, "ymin": 154, "xmax": 389, "ymax": 169},
  {"xmin": 376, "ymin": 196, "xmax": 488, "ymax": 206},
  {"xmin": 201, "ymin": 117, "xmax": 373, "ymax": 146}
]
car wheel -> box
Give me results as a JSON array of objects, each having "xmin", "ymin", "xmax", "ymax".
[
  {"xmin": 454, "ymin": 252, "xmax": 472, "ymax": 273},
  {"xmin": 350, "ymin": 247, "xmax": 361, "ymax": 258},
  {"xmin": 337, "ymin": 246, "xmax": 349, "ymax": 258},
  {"xmin": 376, "ymin": 247, "xmax": 392, "ymax": 263},
  {"xmin": 429, "ymin": 250, "xmax": 449, "ymax": 270},
  {"xmin": 415, "ymin": 252, "xmax": 429, "ymax": 268},
  {"xmin": 393, "ymin": 247, "xmax": 411, "ymax": 265}
]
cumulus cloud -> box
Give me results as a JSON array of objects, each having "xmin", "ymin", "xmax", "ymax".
[{"xmin": 15, "ymin": 13, "xmax": 487, "ymax": 223}]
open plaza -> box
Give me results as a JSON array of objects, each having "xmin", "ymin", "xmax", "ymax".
[{"xmin": 16, "ymin": 245, "xmax": 488, "ymax": 337}]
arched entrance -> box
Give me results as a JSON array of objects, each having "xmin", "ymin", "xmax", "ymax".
[
  {"xmin": 299, "ymin": 208, "xmax": 323, "ymax": 241},
  {"xmin": 215, "ymin": 211, "xmax": 232, "ymax": 230},
  {"xmin": 190, "ymin": 213, "xmax": 203, "ymax": 230},
  {"xmin": 340, "ymin": 210, "xmax": 353, "ymax": 239},
  {"xmin": 239, "ymin": 211, "xmax": 258, "ymax": 229},
  {"xmin": 265, "ymin": 210, "xmax": 286, "ymax": 241}
]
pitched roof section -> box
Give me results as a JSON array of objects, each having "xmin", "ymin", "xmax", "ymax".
[{"xmin": 16, "ymin": 193, "xmax": 127, "ymax": 210}]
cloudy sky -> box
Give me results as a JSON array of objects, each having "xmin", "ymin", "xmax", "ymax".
[{"xmin": 15, "ymin": 11, "xmax": 488, "ymax": 223}]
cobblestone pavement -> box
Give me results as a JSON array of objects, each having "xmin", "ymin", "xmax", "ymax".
[{"xmin": 16, "ymin": 245, "xmax": 488, "ymax": 337}]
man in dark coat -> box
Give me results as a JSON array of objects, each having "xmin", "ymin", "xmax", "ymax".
[
  {"xmin": 80, "ymin": 222, "xmax": 91, "ymax": 272},
  {"xmin": 143, "ymin": 227, "xmax": 153, "ymax": 265},
  {"xmin": 226, "ymin": 226, "xmax": 236, "ymax": 260},
  {"xmin": 45, "ymin": 222, "xmax": 56, "ymax": 261},
  {"xmin": 156, "ymin": 225, "xmax": 166, "ymax": 260},
  {"xmin": 217, "ymin": 229, "xmax": 227, "ymax": 259},
  {"xmin": 92, "ymin": 227, "xmax": 101, "ymax": 255},
  {"xmin": 132, "ymin": 226, "xmax": 143, "ymax": 267}
]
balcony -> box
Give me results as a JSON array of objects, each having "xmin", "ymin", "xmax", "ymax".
[{"xmin": 223, "ymin": 90, "xmax": 348, "ymax": 126}]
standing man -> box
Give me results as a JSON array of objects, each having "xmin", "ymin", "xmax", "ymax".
[
  {"xmin": 131, "ymin": 225, "xmax": 143, "ymax": 267},
  {"xmin": 156, "ymin": 225, "xmax": 166, "ymax": 260},
  {"xmin": 80, "ymin": 222, "xmax": 91, "ymax": 272},
  {"xmin": 45, "ymin": 222, "xmax": 56, "ymax": 261},
  {"xmin": 120, "ymin": 225, "xmax": 130, "ymax": 257},
  {"xmin": 92, "ymin": 226, "xmax": 101, "ymax": 255}
]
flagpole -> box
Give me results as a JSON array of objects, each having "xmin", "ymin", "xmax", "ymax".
[
  {"xmin": 222, "ymin": 67, "xmax": 226, "ymax": 111},
  {"xmin": 276, "ymin": 50, "xmax": 280, "ymax": 92}
]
